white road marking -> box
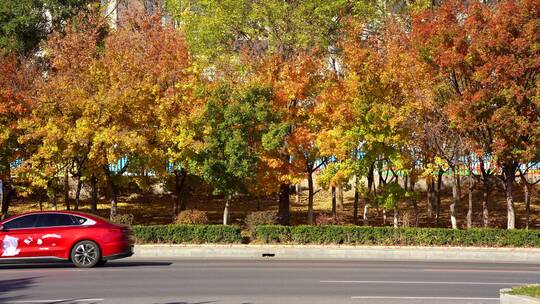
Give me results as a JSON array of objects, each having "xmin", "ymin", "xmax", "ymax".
[
  {"xmin": 321, "ymin": 280, "xmax": 527, "ymax": 285},
  {"xmin": 351, "ymin": 296, "xmax": 498, "ymax": 301},
  {"xmin": 5, "ymin": 299, "xmax": 104, "ymax": 303},
  {"xmin": 424, "ymin": 268, "xmax": 540, "ymax": 273}
]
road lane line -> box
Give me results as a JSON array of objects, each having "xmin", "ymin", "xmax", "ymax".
[
  {"xmin": 424, "ymin": 268, "xmax": 540, "ymax": 273},
  {"xmin": 6, "ymin": 299, "xmax": 104, "ymax": 303},
  {"xmin": 351, "ymin": 296, "xmax": 498, "ymax": 301},
  {"xmin": 321, "ymin": 280, "xmax": 528, "ymax": 285}
]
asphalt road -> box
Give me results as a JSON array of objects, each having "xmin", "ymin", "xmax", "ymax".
[{"xmin": 1, "ymin": 258, "xmax": 539, "ymax": 304}]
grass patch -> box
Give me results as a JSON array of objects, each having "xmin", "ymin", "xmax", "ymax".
[{"xmin": 507, "ymin": 285, "xmax": 540, "ymax": 298}]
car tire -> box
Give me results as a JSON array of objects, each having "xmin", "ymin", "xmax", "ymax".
[{"xmin": 71, "ymin": 240, "xmax": 101, "ymax": 268}]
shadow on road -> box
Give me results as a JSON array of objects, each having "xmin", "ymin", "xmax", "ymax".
[
  {"xmin": 0, "ymin": 261, "xmax": 172, "ymax": 270},
  {"xmin": 153, "ymin": 301, "xmax": 218, "ymax": 304},
  {"xmin": 103, "ymin": 261, "xmax": 173, "ymax": 267},
  {"xmin": 0, "ymin": 277, "xmax": 37, "ymax": 303}
]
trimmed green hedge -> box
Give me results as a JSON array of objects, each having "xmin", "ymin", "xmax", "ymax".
[
  {"xmin": 255, "ymin": 225, "xmax": 540, "ymax": 247},
  {"xmin": 133, "ymin": 224, "xmax": 242, "ymax": 244}
]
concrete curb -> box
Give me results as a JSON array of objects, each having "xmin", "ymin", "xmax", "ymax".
[
  {"xmin": 500, "ymin": 289, "xmax": 540, "ymax": 304},
  {"xmin": 133, "ymin": 244, "xmax": 540, "ymax": 263}
]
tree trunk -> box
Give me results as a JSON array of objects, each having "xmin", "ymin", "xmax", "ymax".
[
  {"xmin": 0, "ymin": 179, "xmax": 3, "ymax": 218},
  {"xmin": 503, "ymin": 162, "xmax": 517, "ymax": 230},
  {"xmin": 436, "ymin": 169, "xmax": 443, "ymax": 226},
  {"xmin": 307, "ymin": 171, "xmax": 314, "ymax": 225},
  {"xmin": 104, "ymin": 165, "xmax": 118, "ymax": 219},
  {"xmin": 64, "ymin": 166, "xmax": 70, "ymax": 211},
  {"xmin": 0, "ymin": 163, "xmax": 12, "ymax": 220},
  {"xmin": 393, "ymin": 207, "xmax": 398, "ymax": 228},
  {"xmin": 413, "ymin": 202, "xmax": 420, "ymax": 228},
  {"xmin": 404, "ymin": 175, "xmax": 408, "ymax": 192},
  {"xmin": 173, "ymin": 169, "xmax": 188, "ymax": 216},
  {"xmin": 337, "ymin": 186, "xmax": 344, "ymax": 211},
  {"xmin": 47, "ymin": 179, "xmax": 57, "ymax": 211},
  {"xmin": 450, "ymin": 170, "xmax": 459, "ymax": 229},
  {"xmin": 223, "ymin": 199, "xmax": 230, "ymax": 225},
  {"xmin": 363, "ymin": 203, "xmax": 370, "ymax": 226},
  {"xmin": 482, "ymin": 181, "xmax": 490, "ymax": 228},
  {"xmin": 110, "ymin": 186, "xmax": 118, "ymax": 218},
  {"xmin": 295, "ymin": 184, "xmax": 301, "ymax": 204},
  {"xmin": 331, "ymin": 186, "xmax": 336, "ymax": 218},
  {"xmin": 353, "ymin": 176, "xmax": 359, "ymax": 225},
  {"xmin": 467, "ymin": 175, "xmax": 473, "ymax": 229},
  {"xmin": 90, "ymin": 174, "xmax": 98, "ymax": 212},
  {"xmin": 74, "ymin": 175, "xmax": 83, "ymax": 211},
  {"xmin": 427, "ymin": 178, "xmax": 434, "ymax": 219},
  {"xmin": 278, "ymin": 183, "xmax": 290, "ymax": 225},
  {"xmin": 524, "ymin": 183, "xmax": 531, "ymax": 229}
]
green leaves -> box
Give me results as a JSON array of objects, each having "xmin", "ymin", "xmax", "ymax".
[{"xmin": 197, "ymin": 84, "xmax": 276, "ymax": 196}]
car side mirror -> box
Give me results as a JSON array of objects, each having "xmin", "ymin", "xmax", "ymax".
[{"xmin": 0, "ymin": 224, "xmax": 4, "ymax": 231}]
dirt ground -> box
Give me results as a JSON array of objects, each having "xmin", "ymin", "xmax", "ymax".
[{"xmin": 7, "ymin": 184, "xmax": 540, "ymax": 229}]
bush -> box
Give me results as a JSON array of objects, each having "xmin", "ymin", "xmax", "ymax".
[
  {"xmin": 245, "ymin": 211, "xmax": 278, "ymax": 236},
  {"xmin": 133, "ymin": 224, "xmax": 242, "ymax": 244},
  {"xmin": 176, "ymin": 210, "xmax": 209, "ymax": 225},
  {"xmin": 110, "ymin": 214, "xmax": 134, "ymax": 226},
  {"xmin": 255, "ymin": 225, "xmax": 540, "ymax": 247}
]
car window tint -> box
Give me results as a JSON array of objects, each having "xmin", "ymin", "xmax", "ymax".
[
  {"xmin": 55, "ymin": 214, "xmax": 77, "ymax": 226},
  {"xmin": 4, "ymin": 215, "xmax": 39, "ymax": 229},
  {"xmin": 35, "ymin": 214, "xmax": 78, "ymax": 227}
]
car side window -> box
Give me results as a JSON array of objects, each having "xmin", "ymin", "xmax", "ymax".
[
  {"xmin": 35, "ymin": 214, "xmax": 79, "ymax": 228},
  {"xmin": 72, "ymin": 216, "xmax": 88, "ymax": 225},
  {"xmin": 3, "ymin": 215, "xmax": 40, "ymax": 230}
]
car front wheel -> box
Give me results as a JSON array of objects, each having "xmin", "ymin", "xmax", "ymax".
[{"xmin": 71, "ymin": 241, "xmax": 100, "ymax": 268}]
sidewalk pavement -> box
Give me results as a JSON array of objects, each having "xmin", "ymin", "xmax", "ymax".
[{"xmin": 134, "ymin": 244, "xmax": 540, "ymax": 263}]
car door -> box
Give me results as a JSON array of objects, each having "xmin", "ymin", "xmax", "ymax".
[
  {"xmin": 0, "ymin": 214, "xmax": 40, "ymax": 259},
  {"xmin": 34, "ymin": 214, "xmax": 78, "ymax": 258}
]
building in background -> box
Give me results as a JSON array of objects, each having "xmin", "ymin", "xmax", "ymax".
[{"xmin": 101, "ymin": 0, "xmax": 162, "ymax": 28}]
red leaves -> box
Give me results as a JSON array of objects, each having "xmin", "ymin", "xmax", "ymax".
[{"xmin": 413, "ymin": 0, "xmax": 540, "ymax": 162}]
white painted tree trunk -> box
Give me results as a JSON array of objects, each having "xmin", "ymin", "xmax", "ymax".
[
  {"xmin": 223, "ymin": 201, "xmax": 230, "ymax": 225},
  {"xmin": 363, "ymin": 204, "xmax": 370, "ymax": 226},
  {"xmin": 450, "ymin": 172, "xmax": 459, "ymax": 229}
]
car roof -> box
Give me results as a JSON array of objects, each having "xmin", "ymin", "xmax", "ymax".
[{"xmin": 1, "ymin": 211, "xmax": 104, "ymax": 223}]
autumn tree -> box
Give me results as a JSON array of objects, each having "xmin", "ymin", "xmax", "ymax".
[
  {"xmin": 27, "ymin": 9, "xmax": 196, "ymax": 218},
  {"xmin": 412, "ymin": 0, "xmax": 540, "ymax": 229},
  {"xmin": 166, "ymin": 0, "xmax": 350, "ymax": 225},
  {"xmin": 0, "ymin": 55, "xmax": 37, "ymax": 219},
  {"xmin": 20, "ymin": 10, "xmax": 107, "ymax": 212}
]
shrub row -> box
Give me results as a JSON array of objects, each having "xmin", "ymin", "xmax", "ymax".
[
  {"xmin": 133, "ymin": 224, "xmax": 242, "ymax": 244},
  {"xmin": 255, "ymin": 225, "xmax": 540, "ymax": 247}
]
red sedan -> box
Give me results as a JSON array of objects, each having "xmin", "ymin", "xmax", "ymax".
[{"xmin": 0, "ymin": 211, "xmax": 134, "ymax": 268}]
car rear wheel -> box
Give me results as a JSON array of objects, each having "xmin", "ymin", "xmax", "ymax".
[{"xmin": 71, "ymin": 241, "xmax": 100, "ymax": 268}]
